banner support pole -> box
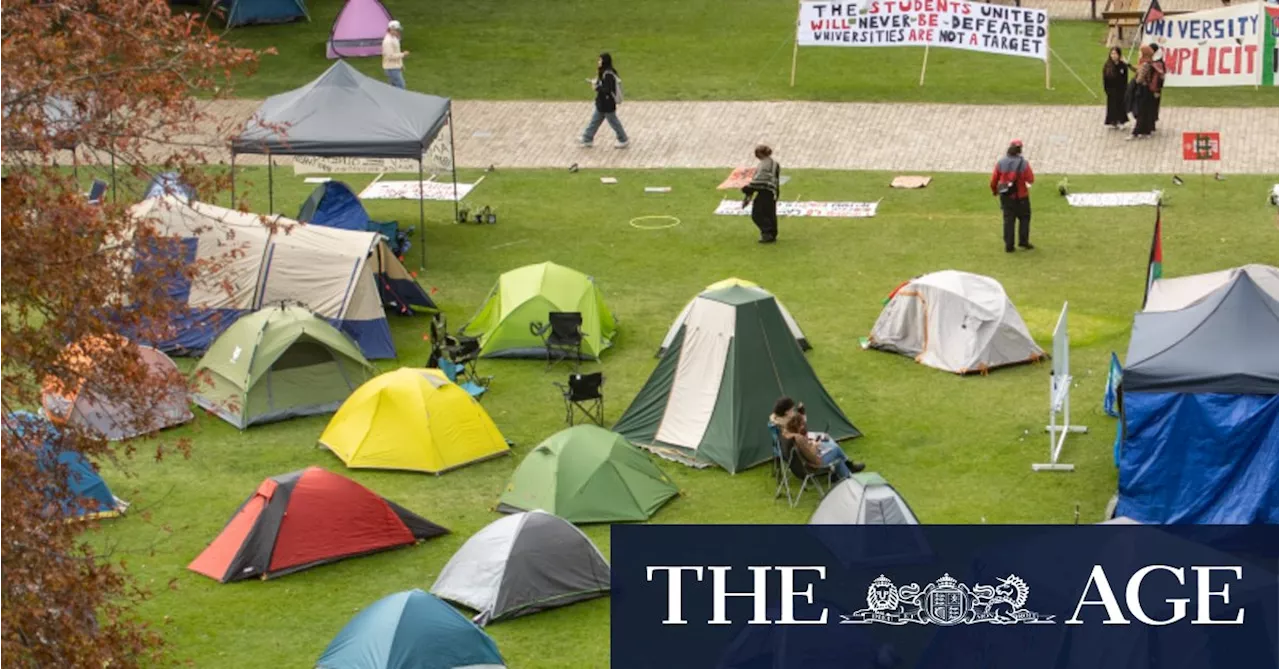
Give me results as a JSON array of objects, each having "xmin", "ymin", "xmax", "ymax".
[
  {"xmin": 918, "ymin": 44, "xmax": 930, "ymax": 86},
  {"xmin": 1044, "ymin": 33, "xmax": 1052, "ymax": 89}
]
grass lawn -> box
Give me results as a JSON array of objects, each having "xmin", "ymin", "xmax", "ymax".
[
  {"xmin": 218, "ymin": 0, "xmax": 1276, "ymax": 107},
  {"xmin": 96, "ymin": 167, "xmax": 1276, "ymax": 667}
]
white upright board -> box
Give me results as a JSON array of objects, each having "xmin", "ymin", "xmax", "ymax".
[{"xmin": 1034, "ymin": 302, "xmax": 1086, "ymax": 472}]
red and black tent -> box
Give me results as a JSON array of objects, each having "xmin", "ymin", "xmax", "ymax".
[{"xmin": 189, "ymin": 467, "xmax": 447, "ymax": 582}]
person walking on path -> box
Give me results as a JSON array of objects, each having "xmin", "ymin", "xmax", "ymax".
[
  {"xmin": 742, "ymin": 145, "xmax": 781, "ymax": 244},
  {"xmin": 1102, "ymin": 47, "xmax": 1131, "ymax": 129},
  {"xmin": 1151, "ymin": 45, "xmax": 1167, "ymax": 128},
  {"xmin": 1128, "ymin": 45, "xmax": 1162, "ymax": 140},
  {"xmin": 989, "ymin": 140, "xmax": 1035, "ymax": 253},
  {"xmin": 579, "ymin": 53, "xmax": 629, "ymax": 148},
  {"xmin": 382, "ymin": 21, "xmax": 409, "ymax": 89}
]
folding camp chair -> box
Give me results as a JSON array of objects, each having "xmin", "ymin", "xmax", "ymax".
[
  {"xmin": 85, "ymin": 179, "xmax": 108, "ymax": 205},
  {"xmin": 769, "ymin": 424, "xmax": 794, "ymax": 504},
  {"xmin": 530, "ymin": 312, "xmax": 584, "ymax": 371},
  {"xmin": 428, "ymin": 313, "xmax": 490, "ymax": 397},
  {"xmin": 781, "ymin": 437, "xmax": 835, "ymax": 509},
  {"xmin": 554, "ymin": 372, "xmax": 603, "ymax": 427}
]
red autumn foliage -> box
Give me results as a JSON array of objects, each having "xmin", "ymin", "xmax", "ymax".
[{"xmin": 1, "ymin": 1, "xmax": 261, "ymax": 665}]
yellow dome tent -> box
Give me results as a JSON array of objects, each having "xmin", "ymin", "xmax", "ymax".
[{"xmin": 319, "ymin": 368, "xmax": 510, "ymax": 474}]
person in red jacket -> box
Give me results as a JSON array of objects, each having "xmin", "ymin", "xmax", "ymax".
[{"xmin": 989, "ymin": 139, "xmax": 1035, "ymax": 253}]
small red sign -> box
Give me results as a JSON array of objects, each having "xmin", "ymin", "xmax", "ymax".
[{"xmin": 1182, "ymin": 132, "xmax": 1221, "ymax": 161}]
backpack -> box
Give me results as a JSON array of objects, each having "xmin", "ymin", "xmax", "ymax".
[
  {"xmin": 609, "ymin": 72, "xmax": 624, "ymax": 105},
  {"xmin": 998, "ymin": 157, "xmax": 1025, "ymax": 198}
]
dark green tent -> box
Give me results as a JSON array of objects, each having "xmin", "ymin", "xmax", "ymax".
[
  {"xmin": 615, "ymin": 285, "xmax": 860, "ymax": 473},
  {"xmin": 497, "ymin": 425, "xmax": 678, "ymax": 523}
]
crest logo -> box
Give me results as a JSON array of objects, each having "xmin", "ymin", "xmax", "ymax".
[{"xmin": 843, "ymin": 573, "xmax": 1054, "ymax": 626}]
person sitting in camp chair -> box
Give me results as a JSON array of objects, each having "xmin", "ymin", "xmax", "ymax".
[
  {"xmin": 782, "ymin": 413, "xmax": 854, "ymax": 481},
  {"xmin": 771, "ymin": 397, "xmax": 865, "ymax": 474}
]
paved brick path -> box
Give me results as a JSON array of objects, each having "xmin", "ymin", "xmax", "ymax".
[{"xmin": 206, "ymin": 99, "xmax": 1276, "ymax": 174}]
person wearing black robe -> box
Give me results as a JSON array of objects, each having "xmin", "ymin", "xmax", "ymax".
[
  {"xmin": 742, "ymin": 145, "xmax": 781, "ymax": 243},
  {"xmin": 1128, "ymin": 45, "xmax": 1161, "ymax": 140},
  {"xmin": 1103, "ymin": 47, "xmax": 1131, "ymax": 128}
]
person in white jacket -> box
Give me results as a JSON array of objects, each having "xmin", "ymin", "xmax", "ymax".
[{"xmin": 382, "ymin": 20, "xmax": 409, "ymax": 89}]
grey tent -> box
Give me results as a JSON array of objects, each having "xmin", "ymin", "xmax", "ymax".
[
  {"xmin": 1125, "ymin": 271, "xmax": 1278, "ymax": 395},
  {"xmin": 230, "ymin": 60, "xmax": 456, "ymax": 266},
  {"xmin": 429, "ymin": 510, "xmax": 610, "ymax": 626},
  {"xmin": 1143, "ymin": 264, "xmax": 1278, "ymax": 313},
  {"xmin": 809, "ymin": 473, "xmax": 919, "ymax": 525}
]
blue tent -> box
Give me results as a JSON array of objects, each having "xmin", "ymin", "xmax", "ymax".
[
  {"xmin": 1116, "ymin": 271, "xmax": 1279, "ymax": 524},
  {"xmin": 3, "ymin": 411, "xmax": 124, "ymax": 520},
  {"xmin": 219, "ymin": 0, "xmax": 308, "ymax": 27},
  {"xmin": 317, "ymin": 589, "xmax": 505, "ymax": 669},
  {"xmin": 298, "ymin": 181, "xmax": 407, "ymax": 254}
]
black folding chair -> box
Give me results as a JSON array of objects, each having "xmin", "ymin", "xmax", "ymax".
[
  {"xmin": 427, "ymin": 313, "xmax": 490, "ymax": 392},
  {"xmin": 781, "ymin": 437, "xmax": 835, "ymax": 509},
  {"xmin": 554, "ymin": 372, "xmax": 604, "ymax": 426},
  {"xmin": 530, "ymin": 312, "xmax": 584, "ymax": 371}
]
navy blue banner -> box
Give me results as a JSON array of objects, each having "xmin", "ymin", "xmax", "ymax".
[{"xmin": 611, "ymin": 525, "xmax": 1278, "ymax": 669}]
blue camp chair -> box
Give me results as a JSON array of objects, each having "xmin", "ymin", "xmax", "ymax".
[
  {"xmin": 85, "ymin": 179, "xmax": 107, "ymax": 205},
  {"xmin": 438, "ymin": 359, "xmax": 486, "ymax": 400}
]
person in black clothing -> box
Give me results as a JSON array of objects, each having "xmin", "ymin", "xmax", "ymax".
[
  {"xmin": 1128, "ymin": 45, "xmax": 1162, "ymax": 140},
  {"xmin": 741, "ymin": 145, "xmax": 781, "ymax": 243},
  {"xmin": 1102, "ymin": 47, "xmax": 1131, "ymax": 129},
  {"xmin": 579, "ymin": 52, "xmax": 629, "ymax": 149},
  {"xmin": 989, "ymin": 140, "xmax": 1035, "ymax": 252},
  {"xmin": 1151, "ymin": 44, "xmax": 1166, "ymax": 128}
]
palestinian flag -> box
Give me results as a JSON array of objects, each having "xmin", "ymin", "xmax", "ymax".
[
  {"xmin": 1141, "ymin": 206, "xmax": 1163, "ymax": 309},
  {"xmin": 1142, "ymin": 0, "xmax": 1165, "ymax": 23}
]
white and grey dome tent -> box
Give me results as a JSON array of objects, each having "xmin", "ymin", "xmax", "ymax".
[
  {"xmin": 867, "ymin": 270, "xmax": 1045, "ymax": 374},
  {"xmin": 430, "ymin": 510, "xmax": 610, "ymax": 626},
  {"xmin": 658, "ymin": 278, "xmax": 809, "ymax": 355},
  {"xmin": 809, "ymin": 473, "xmax": 919, "ymax": 525}
]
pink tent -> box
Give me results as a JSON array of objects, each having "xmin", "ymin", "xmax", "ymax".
[{"xmin": 326, "ymin": 0, "xmax": 393, "ymax": 59}]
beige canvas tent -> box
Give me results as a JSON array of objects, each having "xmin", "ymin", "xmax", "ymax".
[
  {"xmin": 658, "ymin": 278, "xmax": 809, "ymax": 355},
  {"xmin": 129, "ymin": 196, "xmax": 419, "ymax": 359},
  {"xmin": 1143, "ymin": 264, "xmax": 1278, "ymax": 313},
  {"xmin": 867, "ymin": 270, "xmax": 1044, "ymax": 374}
]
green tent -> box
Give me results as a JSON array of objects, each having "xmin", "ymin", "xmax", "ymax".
[
  {"xmin": 463, "ymin": 262, "xmax": 617, "ymax": 360},
  {"xmin": 497, "ymin": 425, "xmax": 678, "ymax": 523},
  {"xmin": 615, "ymin": 285, "xmax": 860, "ymax": 473},
  {"xmin": 192, "ymin": 305, "xmax": 375, "ymax": 429}
]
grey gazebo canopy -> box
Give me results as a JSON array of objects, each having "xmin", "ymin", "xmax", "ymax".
[{"xmin": 230, "ymin": 60, "xmax": 457, "ymax": 267}]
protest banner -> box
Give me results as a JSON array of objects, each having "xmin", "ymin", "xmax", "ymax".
[
  {"xmin": 714, "ymin": 199, "xmax": 879, "ymax": 218},
  {"xmin": 794, "ymin": 0, "xmax": 1049, "ymax": 87},
  {"xmin": 1065, "ymin": 191, "xmax": 1162, "ymax": 207},
  {"xmin": 359, "ymin": 178, "xmax": 481, "ymax": 202},
  {"xmin": 1142, "ymin": 3, "xmax": 1267, "ymax": 87},
  {"xmin": 294, "ymin": 119, "xmax": 454, "ymax": 175},
  {"xmin": 1265, "ymin": 1, "xmax": 1278, "ymax": 85}
]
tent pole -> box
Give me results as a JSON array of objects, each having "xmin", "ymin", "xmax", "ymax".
[
  {"xmin": 449, "ymin": 110, "xmax": 459, "ymax": 226},
  {"xmin": 267, "ymin": 153, "xmax": 274, "ymax": 214},
  {"xmin": 418, "ymin": 156, "xmax": 426, "ymax": 271},
  {"xmin": 230, "ymin": 152, "xmax": 236, "ymax": 206}
]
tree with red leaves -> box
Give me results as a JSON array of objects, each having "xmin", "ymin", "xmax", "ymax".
[{"xmin": 1, "ymin": 1, "xmax": 259, "ymax": 665}]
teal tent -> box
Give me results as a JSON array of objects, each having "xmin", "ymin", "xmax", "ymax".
[{"xmin": 317, "ymin": 589, "xmax": 505, "ymax": 669}]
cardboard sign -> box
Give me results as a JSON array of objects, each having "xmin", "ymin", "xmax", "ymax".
[
  {"xmin": 1181, "ymin": 132, "xmax": 1222, "ymax": 161},
  {"xmin": 714, "ymin": 199, "xmax": 879, "ymax": 218},
  {"xmin": 797, "ymin": 0, "xmax": 1049, "ymax": 61}
]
